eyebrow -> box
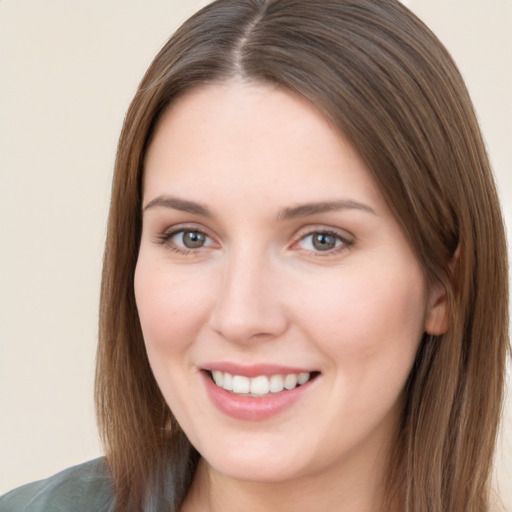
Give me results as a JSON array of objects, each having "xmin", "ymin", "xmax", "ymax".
[
  {"xmin": 276, "ymin": 200, "xmax": 377, "ymax": 221},
  {"xmin": 143, "ymin": 196, "xmax": 212, "ymax": 217},
  {"xmin": 143, "ymin": 195, "xmax": 377, "ymax": 220}
]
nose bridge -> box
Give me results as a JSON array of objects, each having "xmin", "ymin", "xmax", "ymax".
[{"xmin": 209, "ymin": 244, "xmax": 288, "ymax": 343}]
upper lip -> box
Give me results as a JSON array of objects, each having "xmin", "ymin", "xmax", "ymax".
[{"xmin": 201, "ymin": 362, "xmax": 316, "ymax": 378}]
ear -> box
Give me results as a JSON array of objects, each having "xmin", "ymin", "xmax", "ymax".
[
  {"xmin": 424, "ymin": 246, "xmax": 459, "ymax": 335},
  {"xmin": 424, "ymin": 282, "xmax": 450, "ymax": 335}
]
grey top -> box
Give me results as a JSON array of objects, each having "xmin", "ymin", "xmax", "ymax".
[{"xmin": 0, "ymin": 458, "xmax": 115, "ymax": 512}]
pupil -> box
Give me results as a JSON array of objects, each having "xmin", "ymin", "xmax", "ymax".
[
  {"xmin": 312, "ymin": 233, "xmax": 336, "ymax": 251},
  {"xmin": 183, "ymin": 231, "xmax": 205, "ymax": 248}
]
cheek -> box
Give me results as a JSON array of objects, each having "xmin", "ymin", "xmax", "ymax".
[
  {"xmin": 133, "ymin": 258, "xmax": 215, "ymax": 420},
  {"xmin": 294, "ymin": 263, "xmax": 427, "ymax": 391},
  {"xmin": 134, "ymin": 258, "xmax": 213, "ymax": 355}
]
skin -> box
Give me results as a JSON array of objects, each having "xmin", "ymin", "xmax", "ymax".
[{"xmin": 134, "ymin": 80, "xmax": 448, "ymax": 512}]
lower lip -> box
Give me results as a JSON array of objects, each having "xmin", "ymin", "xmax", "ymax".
[{"xmin": 202, "ymin": 371, "xmax": 316, "ymax": 421}]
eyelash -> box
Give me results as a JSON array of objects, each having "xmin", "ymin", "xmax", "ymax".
[
  {"xmin": 154, "ymin": 227, "xmax": 214, "ymax": 255},
  {"xmin": 293, "ymin": 229, "xmax": 354, "ymax": 257},
  {"xmin": 154, "ymin": 226, "xmax": 354, "ymax": 257}
]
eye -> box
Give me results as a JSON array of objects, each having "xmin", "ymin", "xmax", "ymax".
[
  {"xmin": 174, "ymin": 230, "xmax": 210, "ymax": 249},
  {"xmin": 157, "ymin": 228, "xmax": 216, "ymax": 252},
  {"xmin": 296, "ymin": 231, "xmax": 352, "ymax": 254}
]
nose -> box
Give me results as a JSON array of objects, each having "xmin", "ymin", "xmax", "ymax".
[{"xmin": 208, "ymin": 250, "xmax": 289, "ymax": 344}]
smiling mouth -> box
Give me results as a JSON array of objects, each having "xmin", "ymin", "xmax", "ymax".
[{"xmin": 206, "ymin": 370, "xmax": 320, "ymax": 397}]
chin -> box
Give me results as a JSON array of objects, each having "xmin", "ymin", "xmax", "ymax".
[
  {"xmin": 209, "ymin": 459, "xmax": 301, "ymax": 484},
  {"xmin": 198, "ymin": 439, "xmax": 311, "ymax": 484}
]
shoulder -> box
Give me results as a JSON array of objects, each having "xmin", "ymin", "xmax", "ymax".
[{"xmin": 0, "ymin": 458, "xmax": 115, "ymax": 512}]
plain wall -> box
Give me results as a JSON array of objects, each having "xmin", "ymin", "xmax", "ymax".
[{"xmin": 1, "ymin": 0, "xmax": 511, "ymax": 507}]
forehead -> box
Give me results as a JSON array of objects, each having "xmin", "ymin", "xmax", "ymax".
[
  {"xmin": 146, "ymin": 80, "xmax": 345, "ymax": 161},
  {"xmin": 142, "ymin": 80, "xmax": 385, "ymax": 214}
]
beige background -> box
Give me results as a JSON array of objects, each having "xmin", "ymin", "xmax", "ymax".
[{"xmin": 1, "ymin": 0, "xmax": 511, "ymax": 507}]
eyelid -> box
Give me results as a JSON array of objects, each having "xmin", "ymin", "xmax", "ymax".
[
  {"xmin": 153, "ymin": 223, "xmax": 218, "ymax": 251},
  {"xmin": 290, "ymin": 225, "xmax": 355, "ymax": 255},
  {"xmin": 151, "ymin": 222, "xmax": 354, "ymax": 256}
]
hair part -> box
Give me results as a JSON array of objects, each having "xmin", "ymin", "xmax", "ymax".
[{"xmin": 95, "ymin": 1, "xmax": 509, "ymax": 510}]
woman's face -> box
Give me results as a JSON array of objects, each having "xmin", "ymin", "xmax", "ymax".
[{"xmin": 135, "ymin": 81, "xmax": 447, "ymax": 485}]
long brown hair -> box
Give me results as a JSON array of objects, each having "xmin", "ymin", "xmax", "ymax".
[{"xmin": 95, "ymin": 1, "xmax": 509, "ymax": 510}]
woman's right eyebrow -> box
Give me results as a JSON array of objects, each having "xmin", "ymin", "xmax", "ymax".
[{"xmin": 143, "ymin": 195, "xmax": 212, "ymax": 217}]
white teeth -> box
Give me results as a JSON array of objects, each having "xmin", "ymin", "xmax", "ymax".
[
  {"xmin": 284, "ymin": 374, "xmax": 298, "ymax": 390},
  {"xmin": 212, "ymin": 370, "xmax": 223, "ymax": 386},
  {"xmin": 232, "ymin": 375, "xmax": 250, "ymax": 394},
  {"xmin": 223, "ymin": 372, "xmax": 233, "ymax": 391},
  {"xmin": 298, "ymin": 372, "xmax": 309, "ymax": 385},
  {"xmin": 210, "ymin": 371, "xmax": 312, "ymax": 396},
  {"xmin": 250, "ymin": 375, "xmax": 270, "ymax": 395},
  {"xmin": 269, "ymin": 374, "xmax": 284, "ymax": 393}
]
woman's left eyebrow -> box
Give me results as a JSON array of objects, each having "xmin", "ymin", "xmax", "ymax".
[{"xmin": 276, "ymin": 200, "xmax": 377, "ymax": 221}]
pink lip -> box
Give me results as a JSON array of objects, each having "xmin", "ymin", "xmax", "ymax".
[
  {"xmin": 201, "ymin": 368, "xmax": 318, "ymax": 421},
  {"xmin": 203, "ymin": 362, "xmax": 312, "ymax": 378}
]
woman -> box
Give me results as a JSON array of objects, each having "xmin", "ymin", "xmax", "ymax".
[{"xmin": 1, "ymin": 0, "xmax": 508, "ymax": 511}]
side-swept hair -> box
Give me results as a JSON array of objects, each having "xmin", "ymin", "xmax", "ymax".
[{"xmin": 95, "ymin": 1, "xmax": 509, "ymax": 510}]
